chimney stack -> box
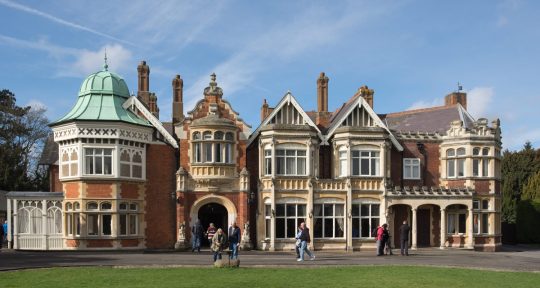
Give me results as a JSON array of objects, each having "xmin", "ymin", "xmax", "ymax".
[
  {"xmin": 317, "ymin": 72, "xmax": 329, "ymax": 113},
  {"xmin": 359, "ymin": 85, "xmax": 374, "ymax": 108},
  {"xmin": 261, "ymin": 99, "xmax": 270, "ymax": 121},
  {"xmin": 172, "ymin": 75, "xmax": 184, "ymax": 124},
  {"xmin": 137, "ymin": 60, "xmax": 151, "ymax": 106},
  {"xmin": 445, "ymin": 92, "xmax": 467, "ymax": 109}
]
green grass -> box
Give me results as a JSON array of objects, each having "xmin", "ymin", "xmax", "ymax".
[{"xmin": 2, "ymin": 266, "xmax": 539, "ymax": 288}]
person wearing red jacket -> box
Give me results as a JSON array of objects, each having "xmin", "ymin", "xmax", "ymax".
[{"xmin": 376, "ymin": 223, "xmax": 388, "ymax": 256}]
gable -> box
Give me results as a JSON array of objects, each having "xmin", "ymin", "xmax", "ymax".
[
  {"xmin": 247, "ymin": 92, "xmax": 323, "ymax": 146},
  {"xmin": 340, "ymin": 104, "xmax": 377, "ymax": 128},
  {"xmin": 268, "ymin": 100, "xmax": 308, "ymax": 125},
  {"xmin": 326, "ymin": 96, "xmax": 403, "ymax": 151}
]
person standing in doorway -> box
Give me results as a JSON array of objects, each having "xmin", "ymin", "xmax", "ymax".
[
  {"xmin": 206, "ymin": 223, "xmax": 216, "ymax": 246},
  {"xmin": 297, "ymin": 222, "xmax": 315, "ymax": 261},
  {"xmin": 228, "ymin": 221, "xmax": 241, "ymax": 259},
  {"xmin": 191, "ymin": 220, "xmax": 204, "ymax": 253},
  {"xmin": 399, "ymin": 220, "xmax": 411, "ymax": 256},
  {"xmin": 0, "ymin": 219, "xmax": 4, "ymax": 249}
]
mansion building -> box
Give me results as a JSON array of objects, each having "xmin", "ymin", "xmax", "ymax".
[{"xmin": 5, "ymin": 61, "xmax": 502, "ymax": 252}]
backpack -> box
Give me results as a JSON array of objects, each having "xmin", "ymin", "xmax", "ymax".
[{"xmin": 371, "ymin": 226, "xmax": 379, "ymax": 238}]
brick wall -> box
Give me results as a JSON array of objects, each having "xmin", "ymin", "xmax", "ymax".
[
  {"xmin": 390, "ymin": 141, "xmax": 441, "ymax": 187},
  {"xmin": 474, "ymin": 180, "xmax": 491, "ymax": 195},
  {"xmin": 145, "ymin": 144, "xmax": 177, "ymax": 249},
  {"xmin": 49, "ymin": 165, "xmax": 62, "ymax": 192},
  {"xmin": 86, "ymin": 182, "xmax": 113, "ymax": 198}
]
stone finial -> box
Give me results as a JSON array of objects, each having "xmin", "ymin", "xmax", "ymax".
[
  {"xmin": 204, "ymin": 72, "xmax": 223, "ymax": 97},
  {"xmin": 240, "ymin": 167, "xmax": 249, "ymax": 176},
  {"xmin": 103, "ymin": 49, "xmax": 108, "ymax": 71},
  {"xmin": 359, "ymin": 85, "xmax": 374, "ymax": 96}
]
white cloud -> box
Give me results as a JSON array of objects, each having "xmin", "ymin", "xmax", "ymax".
[
  {"xmin": 0, "ymin": 34, "xmax": 79, "ymax": 57},
  {"xmin": 183, "ymin": 2, "xmax": 390, "ymax": 112},
  {"xmin": 406, "ymin": 98, "xmax": 444, "ymax": 111},
  {"xmin": 26, "ymin": 99, "xmax": 47, "ymax": 111},
  {"xmin": 467, "ymin": 87, "xmax": 494, "ymax": 118},
  {"xmin": 69, "ymin": 44, "xmax": 132, "ymax": 76},
  {"xmin": 0, "ymin": 0, "xmax": 133, "ymax": 45}
]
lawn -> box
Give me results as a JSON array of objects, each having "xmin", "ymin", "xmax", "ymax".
[{"xmin": 2, "ymin": 266, "xmax": 539, "ymax": 288}]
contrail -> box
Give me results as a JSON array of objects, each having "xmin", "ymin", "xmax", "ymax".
[{"xmin": 0, "ymin": 0, "xmax": 135, "ymax": 46}]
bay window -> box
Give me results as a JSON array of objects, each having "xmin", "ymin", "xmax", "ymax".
[
  {"xmin": 276, "ymin": 148, "xmax": 306, "ymax": 176},
  {"xmin": 473, "ymin": 199, "xmax": 489, "ymax": 234},
  {"xmin": 352, "ymin": 203, "xmax": 380, "ymax": 238},
  {"xmin": 192, "ymin": 130, "xmax": 235, "ymax": 164},
  {"xmin": 351, "ymin": 150, "xmax": 379, "ymax": 176},
  {"xmin": 447, "ymin": 205, "xmax": 467, "ymax": 235},
  {"xmin": 447, "ymin": 148, "xmax": 465, "ymax": 178},
  {"xmin": 119, "ymin": 202, "xmax": 139, "ymax": 236},
  {"xmin": 84, "ymin": 148, "xmax": 112, "ymax": 175},
  {"xmin": 264, "ymin": 150, "xmax": 272, "ymax": 175},
  {"xmin": 314, "ymin": 203, "xmax": 345, "ymax": 238},
  {"xmin": 339, "ymin": 150, "xmax": 347, "ymax": 177},
  {"xmin": 275, "ymin": 203, "xmax": 306, "ymax": 238}
]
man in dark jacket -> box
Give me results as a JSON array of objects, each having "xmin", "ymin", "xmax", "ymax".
[
  {"xmin": 228, "ymin": 221, "xmax": 241, "ymax": 259},
  {"xmin": 297, "ymin": 222, "xmax": 315, "ymax": 261},
  {"xmin": 399, "ymin": 220, "xmax": 411, "ymax": 256}
]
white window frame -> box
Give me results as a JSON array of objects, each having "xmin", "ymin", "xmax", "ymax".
[
  {"xmin": 351, "ymin": 202, "xmax": 380, "ymax": 239},
  {"xmin": 473, "ymin": 199, "xmax": 490, "ymax": 235},
  {"xmin": 192, "ymin": 130, "xmax": 235, "ymax": 164},
  {"xmin": 275, "ymin": 149, "xmax": 307, "ymax": 176},
  {"xmin": 403, "ymin": 158, "xmax": 420, "ymax": 180},
  {"xmin": 339, "ymin": 149, "xmax": 347, "ymax": 177},
  {"xmin": 274, "ymin": 203, "xmax": 307, "ymax": 239},
  {"xmin": 351, "ymin": 150, "xmax": 380, "ymax": 176},
  {"xmin": 264, "ymin": 149, "xmax": 272, "ymax": 176},
  {"xmin": 83, "ymin": 147, "xmax": 113, "ymax": 176},
  {"xmin": 313, "ymin": 203, "xmax": 345, "ymax": 239},
  {"xmin": 60, "ymin": 147, "xmax": 79, "ymax": 177}
]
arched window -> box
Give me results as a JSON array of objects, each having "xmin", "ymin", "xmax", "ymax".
[
  {"xmin": 192, "ymin": 132, "xmax": 201, "ymax": 140},
  {"xmin": 214, "ymin": 131, "xmax": 224, "ymax": 140},
  {"xmin": 101, "ymin": 202, "xmax": 112, "ymax": 210},
  {"xmin": 87, "ymin": 202, "xmax": 98, "ymax": 210}
]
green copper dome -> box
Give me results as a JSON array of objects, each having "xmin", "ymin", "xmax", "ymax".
[
  {"xmin": 50, "ymin": 68, "xmax": 151, "ymax": 127},
  {"xmin": 78, "ymin": 70, "xmax": 130, "ymax": 98}
]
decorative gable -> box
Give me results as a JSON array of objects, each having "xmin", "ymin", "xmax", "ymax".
[
  {"xmin": 247, "ymin": 92, "xmax": 323, "ymax": 146},
  {"xmin": 268, "ymin": 101, "xmax": 307, "ymax": 125},
  {"xmin": 340, "ymin": 104, "xmax": 376, "ymax": 128}
]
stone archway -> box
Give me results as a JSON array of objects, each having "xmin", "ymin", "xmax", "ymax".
[{"xmin": 190, "ymin": 194, "xmax": 237, "ymax": 232}]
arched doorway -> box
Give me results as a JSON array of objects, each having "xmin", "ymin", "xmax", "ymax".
[{"xmin": 198, "ymin": 202, "xmax": 228, "ymax": 233}]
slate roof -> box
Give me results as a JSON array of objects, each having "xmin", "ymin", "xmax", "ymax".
[
  {"xmin": 38, "ymin": 134, "xmax": 58, "ymax": 166},
  {"xmin": 380, "ymin": 104, "xmax": 474, "ymax": 134}
]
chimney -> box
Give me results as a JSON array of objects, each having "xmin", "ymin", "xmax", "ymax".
[
  {"xmin": 359, "ymin": 85, "xmax": 374, "ymax": 108},
  {"xmin": 261, "ymin": 99, "xmax": 270, "ymax": 121},
  {"xmin": 137, "ymin": 61, "xmax": 151, "ymax": 106},
  {"xmin": 148, "ymin": 93, "xmax": 159, "ymax": 119},
  {"xmin": 172, "ymin": 75, "xmax": 184, "ymax": 124},
  {"xmin": 445, "ymin": 92, "xmax": 467, "ymax": 109},
  {"xmin": 317, "ymin": 72, "xmax": 329, "ymax": 113}
]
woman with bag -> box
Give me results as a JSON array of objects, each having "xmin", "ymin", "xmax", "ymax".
[{"xmin": 211, "ymin": 228, "xmax": 227, "ymax": 262}]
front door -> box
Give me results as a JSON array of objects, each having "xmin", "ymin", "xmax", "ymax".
[{"xmin": 417, "ymin": 208, "xmax": 431, "ymax": 247}]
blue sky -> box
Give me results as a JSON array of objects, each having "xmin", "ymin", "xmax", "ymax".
[{"xmin": 0, "ymin": 0, "xmax": 538, "ymax": 150}]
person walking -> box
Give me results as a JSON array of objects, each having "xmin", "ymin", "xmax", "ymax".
[
  {"xmin": 294, "ymin": 225, "xmax": 302, "ymax": 259},
  {"xmin": 376, "ymin": 223, "xmax": 388, "ymax": 256},
  {"xmin": 191, "ymin": 220, "xmax": 204, "ymax": 253},
  {"xmin": 228, "ymin": 221, "xmax": 241, "ymax": 260},
  {"xmin": 206, "ymin": 223, "xmax": 216, "ymax": 246},
  {"xmin": 211, "ymin": 228, "xmax": 227, "ymax": 262},
  {"xmin": 399, "ymin": 220, "xmax": 411, "ymax": 256},
  {"xmin": 2, "ymin": 220, "xmax": 6, "ymax": 246},
  {"xmin": 297, "ymin": 222, "xmax": 315, "ymax": 262}
]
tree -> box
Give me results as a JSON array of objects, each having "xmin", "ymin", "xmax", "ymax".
[
  {"xmin": 501, "ymin": 142, "xmax": 540, "ymax": 223},
  {"xmin": 522, "ymin": 171, "xmax": 540, "ymax": 201},
  {"xmin": 0, "ymin": 89, "xmax": 50, "ymax": 191}
]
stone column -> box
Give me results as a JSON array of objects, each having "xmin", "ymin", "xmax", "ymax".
[
  {"xmin": 7, "ymin": 197, "xmax": 12, "ymax": 249},
  {"xmin": 13, "ymin": 198, "xmax": 18, "ymax": 249},
  {"xmin": 42, "ymin": 199, "xmax": 47, "ymax": 250},
  {"xmin": 346, "ymin": 179, "xmax": 353, "ymax": 251},
  {"xmin": 468, "ymin": 208, "xmax": 474, "ymax": 249},
  {"xmin": 411, "ymin": 208, "xmax": 417, "ymax": 250},
  {"xmin": 440, "ymin": 208, "xmax": 446, "ymax": 249}
]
